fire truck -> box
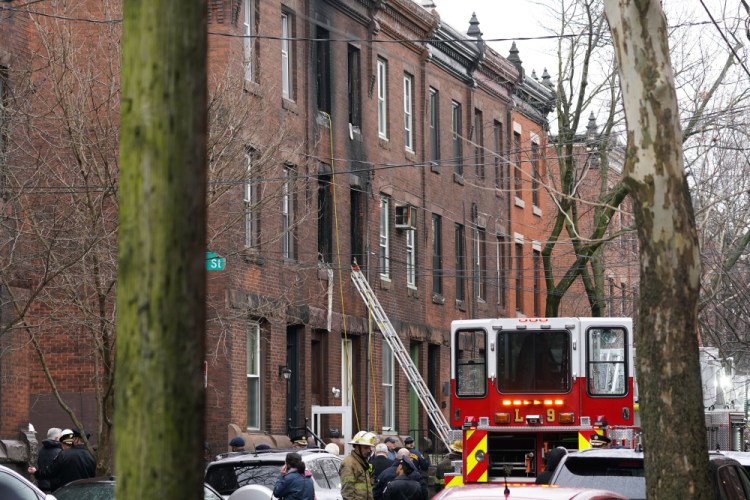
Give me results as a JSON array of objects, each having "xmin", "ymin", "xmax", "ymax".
[{"xmin": 448, "ymin": 317, "xmax": 638, "ymax": 484}]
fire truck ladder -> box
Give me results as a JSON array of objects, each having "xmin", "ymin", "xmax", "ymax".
[{"xmin": 350, "ymin": 262, "xmax": 453, "ymax": 452}]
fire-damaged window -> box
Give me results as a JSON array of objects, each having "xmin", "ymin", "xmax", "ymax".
[
  {"xmin": 317, "ymin": 173, "xmax": 333, "ymax": 263},
  {"xmin": 455, "ymin": 329, "xmax": 486, "ymax": 397},
  {"xmin": 586, "ymin": 327, "xmax": 627, "ymax": 396},
  {"xmin": 497, "ymin": 330, "xmax": 570, "ymax": 393}
]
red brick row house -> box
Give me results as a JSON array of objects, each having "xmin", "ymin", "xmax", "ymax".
[{"xmin": 0, "ymin": 0, "xmax": 557, "ymax": 465}]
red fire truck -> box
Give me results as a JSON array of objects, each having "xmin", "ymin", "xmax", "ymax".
[{"xmin": 448, "ymin": 317, "xmax": 638, "ymax": 485}]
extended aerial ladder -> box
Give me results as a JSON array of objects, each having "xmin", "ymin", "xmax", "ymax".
[{"xmin": 350, "ymin": 262, "xmax": 453, "ymax": 452}]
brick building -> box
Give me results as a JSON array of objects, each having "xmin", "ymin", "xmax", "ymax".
[{"xmin": 0, "ymin": 0, "xmax": 559, "ymax": 464}]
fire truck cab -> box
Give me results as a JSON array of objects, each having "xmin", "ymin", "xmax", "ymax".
[{"xmin": 450, "ymin": 317, "xmax": 637, "ymax": 483}]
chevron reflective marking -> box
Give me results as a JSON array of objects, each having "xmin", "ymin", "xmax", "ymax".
[{"xmin": 464, "ymin": 429, "xmax": 488, "ymax": 483}]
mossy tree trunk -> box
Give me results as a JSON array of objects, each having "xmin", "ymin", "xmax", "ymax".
[
  {"xmin": 116, "ymin": 0, "xmax": 207, "ymax": 498},
  {"xmin": 604, "ymin": 0, "xmax": 710, "ymax": 497}
]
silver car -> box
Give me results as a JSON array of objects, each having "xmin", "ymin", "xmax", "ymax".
[
  {"xmin": 0, "ymin": 464, "xmax": 56, "ymax": 500},
  {"xmin": 205, "ymin": 449, "xmax": 342, "ymax": 500}
]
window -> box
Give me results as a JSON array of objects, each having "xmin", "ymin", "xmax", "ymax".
[
  {"xmin": 382, "ymin": 341, "xmax": 395, "ymax": 430},
  {"xmin": 455, "ymin": 329, "xmax": 486, "ymax": 397},
  {"xmin": 497, "ymin": 236, "xmax": 507, "ymax": 308},
  {"xmin": 244, "ymin": 152, "xmax": 260, "ymax": 248},
  {"xmin": 377, "ymin": 58, "xmax": 388, "ymax": 138},
  {"xmin": 432, "ymin": 214, "xmax": 442, "ymax": 295},
  {"xmin": 351, "ymin": 188, "xmax": 365, "ymax": 268},
  {"xmin": 532, "ymin": 141, "xmax": 540, "ymax": 206},
  {"xmin": 317, "ymin": 173, "xmax": 333, "ymax": 263},
  {"xmin": 493, "ymin": 121, "xmax": 503, "ymax": 189},
  {"xmin": 242, "ymin": 0, "xmax": 254, "ymax": 81},
  {"xmin": 406, "ymin": 228, "xmax": 416, "ymax": 287},
  {"xmin": 587, "ymin": 327, "xmax": 627, "ymax": 396},
  {"xmin": 247, "ymin": 323, "xmax": 261, "ymax": 429},
  {"xmin": 455, "ymin": 224, "xmax": 465, "ymax": 301},
  {"xmin": 379, "ymin": 195, "xmax": 390, "ymax": 278},
  {"xmin": 515, "ymin": 243, "xmax": 523, "ymax": 312},
  {"xmin": 403, "ymin": 73, "xmax": 413, "ymax": 151},
  {"xmin": 513, "ymin": 131, "xmax": 521, "ymax": 197},
  {"xmin": 348, "ymin": 45, "xmax": 361, "ymax": 127},
  {"xmin": 315, "ymin": 26, "xmax": 331, "ymax": 112},
  {"xmin": 476, "ymin": 228, "xmax": 486, "ymax": 301},
  {"xmin": 497, "ymin": 330, "xmax": 570, "ymax": 393},
  {"xmin": 474, "ymin": 109, "xmax": 484, "ymax": 181},
  {"xmin": 282, "ymin": 166, "xmax": 295, "ymax": 259},
  {"xmin": 281, "ymin": 13, "xmax": 292, "ymax": 100},
  {"xmin": 429, "ymin": 88, "xmax": 439, "ymax": 163},
  {"xmin": 452, "ymin": 101, "xmax": 462, "ymax": 175},
  {"xmin": 533, "ymin": 249, "xmax": 542, "ymax": 316}
]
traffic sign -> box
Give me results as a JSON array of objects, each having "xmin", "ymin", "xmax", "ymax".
[{"xmin": 205, "ymin": 252, "xmax": 226, "ymax": 271}]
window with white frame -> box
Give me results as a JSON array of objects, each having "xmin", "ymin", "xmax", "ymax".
[
  {"xmin": 382, "ymin": 341, "xmax": 395, "ymax": 430},
  {"xmin": 403, "ymin": 73, "xmax": 413, "ymax": 151},
  {"xmin": 243, "ymin": 0, "xmax": 253, "ymax": 81},
  {"xmin": 282, "ymin": 166, "xmax": 294, "ymax": 259},
  {"xmin": 379, "ymin": 195, "xmax": 390, "ymax": 278},
  {"xmin": 406, "ymin": 228, "xmax": 416, "ymax": 287},
  {"xmin": 247, "ymin": 322, "xmax": 261, "ymax": 429},
  {"xmin": 244, "ymin": 152, "xmax": 259, "ymax": 248},
  {"xmin": 281, "ymin": 13, "xmax": 292, "ymax": 100},
  {"xmin": 377, "ymin": 58, "xmax": 388, "ymax": 139}
]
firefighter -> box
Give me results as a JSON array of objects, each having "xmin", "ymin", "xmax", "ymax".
[
  {"xmin": 341, "ymin": 430, "xmax": 376, "ymax": 500},
  {"xmin": 434, "ymin": 440, "xmax": 462, "ymax": 493}
]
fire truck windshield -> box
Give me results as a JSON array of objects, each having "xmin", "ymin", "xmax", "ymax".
[{"xmin": 497, "ymin": 330, "xmax": 570, "ymax": 393}]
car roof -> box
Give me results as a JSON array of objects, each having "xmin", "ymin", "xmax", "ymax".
[
  {"xmin": 713, "ymin": 451, "xmax": 750, "ymax": 465},
  {"xmin": 208, "ymin": 448, "xmax": 338, "ymax": 466},
  {"xmin": 433, "ymin": 483, "xmax": 627, "ymax": 500}
]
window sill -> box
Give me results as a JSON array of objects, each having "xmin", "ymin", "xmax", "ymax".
[
  {"xmin": 430, "ymin": 161, "xmax": 440, "ymax": 174},
  {"xmin": 495, "ymin": 188, "xmax": 503, "ymax": 198},
  {"xmin": 456, "ymin": 299, "xmax": 467, "ymax": 312},
  {"xmin": 244, "ymin": 80, "xmax": 261, "ymax": 96},
  {"xmin": 282, "ymin": 98, "xmax": 298, "ymax": 114},
  {"xmin": 532, "ymin": 205, "xmax": 542, "ymax": 217},
  {"xmin": 242, "ymin": 248, "xmax": 264, "ymax": 266},
  {"xmin": 453, "ymin": 172, "xmax": 465, "ymax": 185},
  {"xmin": 407, "ymin": 285, "xmax": 419, "ymax": 298},
  {"xmin": 432, "ymin": 293, "xmax": 445, "ymax": 305},
  {"xmin": 378, "ymin": 137, "xmax": 391, "ymax": 150},
  {"xmin": 380, "ymin": 276, "xmax": 392, "ymax": 290},
  {"xmin": 514, "ymin": 196, "xmax": 525, "ymax": 208}
]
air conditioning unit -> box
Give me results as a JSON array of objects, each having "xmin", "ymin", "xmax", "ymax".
[{"xmin": 395, "ymin": 205, "xmax": 417, "ymax": 230}]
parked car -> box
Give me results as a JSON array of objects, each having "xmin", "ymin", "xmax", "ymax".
[
  {"xmin": 431, "ymin": 482, "xmax": 627, "ymax": 500},
  {"xmin": 549, "ymin": 448, "xmax": 750, "ymax": 499},
  {"xmin": 52, "ymin": 476, "xmax": 222, "ymax": 499},
  {"xmin": 0, "ymin": 464, "xmax": 55, "ymax": 500},
  {"xmin": 205, "ymin": 448, "xmax": 342, "ymax": 500},
  {"xmin": 716, "ymin": 451, "xmax": 750, "ymax": 476}
]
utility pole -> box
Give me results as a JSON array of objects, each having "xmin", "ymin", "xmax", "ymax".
[{"xmin": 115, "ymin": 0, "xmax": 208, "ymax": 498}]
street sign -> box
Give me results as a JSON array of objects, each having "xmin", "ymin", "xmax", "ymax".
[{"xmin": 205, "ymin": 251, "xmax": 226, "ymax": 271}]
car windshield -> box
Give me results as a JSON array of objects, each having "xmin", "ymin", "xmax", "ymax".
[
  {"xmin": 54, "ymin": 482, "xmax": 113, "ymax": 500},
  {"xmin": 554, "ymin": 457, "xmax": 646, "ymax": 500},
  {"xmin": 205, "ymin": 462, "xmax": 282, "ymax": 496}
]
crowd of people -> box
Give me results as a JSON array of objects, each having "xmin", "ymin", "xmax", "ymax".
[{"xmin": 27, "ymin": 427, "xmax": 96, "ymax": 493}]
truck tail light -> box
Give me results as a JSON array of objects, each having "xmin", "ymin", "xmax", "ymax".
[
  {"xmin": 494, "ymin": 412, "xmax": 511, "ymax": 424},
  {"xmin": 559, "ymin": 412, "xmax": 575, "ymax": 424}
]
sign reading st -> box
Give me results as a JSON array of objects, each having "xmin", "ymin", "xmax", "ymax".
[{"xmin": 205, "ymin": 252, "xmax": 226, "ymax": 271}]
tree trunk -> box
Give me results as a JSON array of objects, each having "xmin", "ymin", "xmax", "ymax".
[
  {"xmin": 115, "ymin": 0, "xmax": 207, "ymax": 497},
  {"xmin": 603, "ymin": 0, "xmax": 710, "ymax": 498}
]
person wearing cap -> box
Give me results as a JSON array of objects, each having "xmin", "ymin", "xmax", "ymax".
[
  {"xmin": 31, "ymin": 428, "xmax": 95, "ymax": 488},
  {"xmin": 383, "ymin": 437, "xmax": 398, "ymax": 460},
  {"xmin": 590, "ymin": 433, "xmax": 612, "ymax": 448},
  {"xmin": 403, "ymin": 436, "xmax": 429, "ymax": 473},
  {"xmin": 340, "ymin": 430, "xmax": 376, "ymax": 500},
  {"xmin": 435, "ymin": 440, "xmax": 462, "ymax": 493},
  {"xmin": 229, "ymin": 436, "xmax": 246, "ymax": 452},
  {"xmin": 370, "ymin": 443, "xmax": 393, "ymax": 479},
  {"xmin": 273, "ymin": 452, "xmax": 315, "ymax": 500},
  {"xmin": 292, "ymin": 435, "xmax": 308, "ymax": 449},
  {"xmin": 374, "ymin": 449, "xmax": 425, "ymax": 500},
  {"xmin": 33, "ymin": 427, "xmax": 63, "ymax": 493},
  {"xmin": 382, "ymin": 458, "xmax": 426, "ymax": 500},
  {"xmin": 535, "ymin": 447, "xmax": 567, "ymax": 484}
]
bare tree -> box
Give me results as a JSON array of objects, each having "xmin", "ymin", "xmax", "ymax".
[{"xmin": 604, "ymin": 0, "xmax": 710, "ymax": 497}]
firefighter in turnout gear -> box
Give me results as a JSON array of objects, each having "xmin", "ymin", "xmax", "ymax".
[
  {"xmin": 434, "ymin": 440, "xmax": 462, "ymax": 492},
  {"xmin": 340, "ymin": 431, "xmax": 376, "ymax": 500}
]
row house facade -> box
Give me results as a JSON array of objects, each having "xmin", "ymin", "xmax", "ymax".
[{"xmin": 0, "ymin": 0, "xmax": 554, "ymax": 462}]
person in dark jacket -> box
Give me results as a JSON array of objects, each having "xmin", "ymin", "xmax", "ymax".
[
  {"xmin": 535, "ymin": 447, "xmax": 567, "ymax": 484},
  {"xmin": 35, "ymin": 428, "xmax": 62, "ymax": 492},
  {"xmin": 273, "ymin": 452, "xmax": 315, "ymax": 500},
  {"xmin": 375, "ymin": 451, "xmax": 425, "ymax": 500},
  {"xmin": 370, "ymin": 444, "xmax": 394, "ymax": 480},
  {"xmin": 383, "ymin": 459, "xmax": 426, "ymax": 500},
  {"xmin": 32, "ymin": 428, "xmax": 96, "ymax": 490}
]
